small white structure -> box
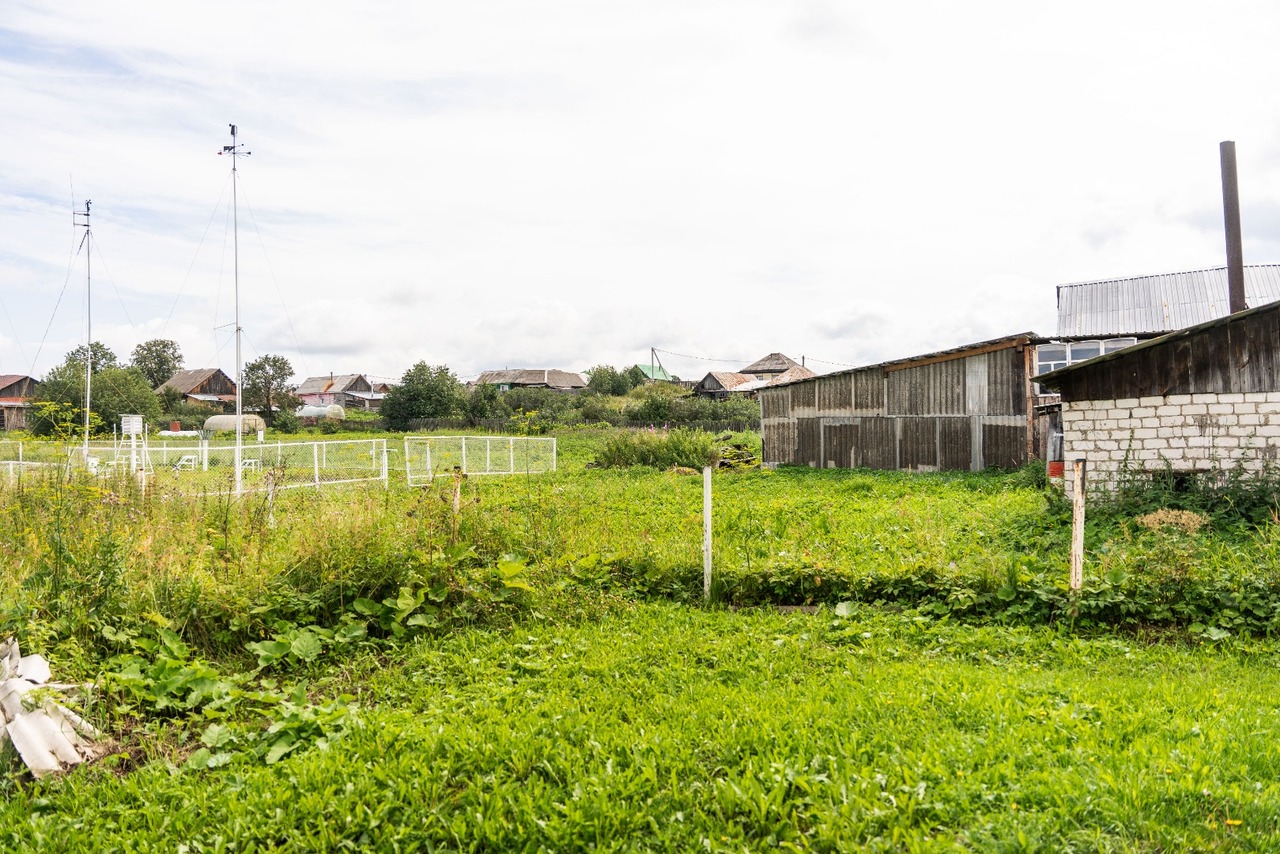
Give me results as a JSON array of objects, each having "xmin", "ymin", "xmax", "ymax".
[
  {"xmin": 203, "ymin": 414, "xmax": 267, "ymax": 434},
  {"xmin": 297, "ymin": 404, "xmax": 345, "ymax": 420}
]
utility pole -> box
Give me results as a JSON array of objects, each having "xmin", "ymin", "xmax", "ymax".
[
  {"xmin": 221, "ymin": 124, "xmax": 251, "ymax": 496},
  {"xmin": 73, "ymin": 201, "xmax": 92, "ymax": 463}
]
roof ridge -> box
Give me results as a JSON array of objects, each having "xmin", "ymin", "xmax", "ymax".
[{"xmin": 1057, "ymin": 263, "xmax": 1280, "ymax": 289}]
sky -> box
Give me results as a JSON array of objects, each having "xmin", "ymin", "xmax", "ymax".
[{"xmin": 3, "ymin": 1, "xmax": 1280, "ymax": 387}]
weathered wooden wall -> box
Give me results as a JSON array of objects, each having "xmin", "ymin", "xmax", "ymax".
[
  {"xmin": 1053, "ymin": 306, "xmax": 1280, "ymax": 402},
  {"xmin": 760, "ymin": 341, "xmax": 1036, "ymax": 472}
]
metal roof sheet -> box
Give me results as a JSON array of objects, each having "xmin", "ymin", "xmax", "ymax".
[{"xmin": 1056, "ymin": 264, "xmax": 1280, "ymax": 337}]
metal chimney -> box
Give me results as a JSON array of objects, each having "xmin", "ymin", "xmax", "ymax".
[{"xmin": 1220, "ymin": 141, "xmax": 1247, "ymax": 314}]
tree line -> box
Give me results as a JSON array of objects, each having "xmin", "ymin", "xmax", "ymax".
[{"xmin": 27, "ymin": 342, "xmax": 758, "ymax": 438}]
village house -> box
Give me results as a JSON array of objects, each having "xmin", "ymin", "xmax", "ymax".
[
  {"xmin": 295, "ymin": 373, "xmax": 385, "ymax": 411},
  {"xmin": 473, "ymin": 369, "xmax": 588, "ymax": 392},
  {"xmin": 154, "ymin": 369, "xmax": 237, "ymax": 412},
  {"xmin": 692, "ymin": 353, "xmax": 816, "ymax": 400},
  {"xmin": 0, "ymin": 375, "xmax": 39, "ymax": 432},
  {"xmin": 1035, "ymin": 297, "xmax": 1280, "ymax": 493}
]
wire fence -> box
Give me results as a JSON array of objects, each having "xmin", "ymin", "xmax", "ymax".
[
  {"xmin": 0, "ymin": 438, "xmax": 389, "ymax": 495},
  {"xmin": 404, "ymin": 435, "xmax": 557, "ymax": 486}
]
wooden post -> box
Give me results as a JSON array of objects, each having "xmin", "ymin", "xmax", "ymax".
[
  {"xmin": 1070, "ymin": 458, "xmax": 1086, "ymax": 591},
  {"xmin": 703, "ymin": 466, "xmax": 713, "ymax": 600}
]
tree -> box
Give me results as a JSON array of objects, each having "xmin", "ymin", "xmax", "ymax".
[
  {"xmin": 381, "ymin": 363, "xmax": 465, "ymax": 430},
  {"xmin": 465, "ymin": 382, "xmax": 509, "ymax": 422},
  {"xmin": 35, "ymin": 344, "xmax": 163, "ymax": 436},
  {"xmin": 61, "ymin": 341, "xmax": 119, "ymax": 375},
  {"xmin": 130, "ymin": 339, "xmax": 184, "ymax": 389},
  {"xmin": 242, "ymin": 354, "xmax": 296, "ymax": 428},
  {"xmin": 586, "ymin": 363, "xmax": 634, "ymax": 396}
]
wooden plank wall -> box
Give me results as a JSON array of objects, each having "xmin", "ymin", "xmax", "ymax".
[
  {"xmin": 759, "ymin": 343, "xmax": 1034, "ymax": 472},
  {"xmin": 1057, "ymin": 309, "xmax": 1280, "ymax": 402}
]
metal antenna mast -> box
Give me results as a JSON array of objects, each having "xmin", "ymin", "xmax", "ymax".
[
  {"xmin": 73, "ymin": 200, "xmax": 92, "ymax": 462},
  {"xmin": 221, "ymin": 124, "xmax": 251, "ymax": 496}
]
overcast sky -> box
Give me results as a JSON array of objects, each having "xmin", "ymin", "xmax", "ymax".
[{"xmin": 3, "ymin": 1, "xmax": 1279, "ymax": 386}]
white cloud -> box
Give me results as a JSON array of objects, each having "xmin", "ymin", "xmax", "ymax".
[{"xmin": 3, "ymin": 0, "xmax": 1280, "ymax": 387}]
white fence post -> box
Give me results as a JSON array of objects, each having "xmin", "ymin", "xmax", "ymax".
[
  {"xmin": 312, "ymin": 442, "xmax": 321, "ymax": 488},
  {"xmin": 460, "ymin": 438, "xmax": 467, "ymax": 475},
  {"xmin": 1070, "ymin": 458, "xmax": 1086, "ymax": 592},
  {"xmin": 703, "ymin": 466, "xmax": 713, "ymax": 600}
]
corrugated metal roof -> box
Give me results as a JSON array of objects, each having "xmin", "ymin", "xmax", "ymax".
[
  {"xmin": 764, "ymin": 332, "xmax": 1038, "ymax": 390},
  {"xmin": 635, "ymin": 363, "xmax": 673, "ymax": 381},
  {"xmin": 1056, "ymin": 264, "xmax": 1280, "ymax": 337}
]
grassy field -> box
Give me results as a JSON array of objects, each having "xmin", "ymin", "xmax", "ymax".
[
  {"xmin": 5, "ymin": 605, "xmax": 1280, "ymax": 850},
  {"xmin": 2, "ymin": 427, "xmax": 1280, "ymax": 850}
]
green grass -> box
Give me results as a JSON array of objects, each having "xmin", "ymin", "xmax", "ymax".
[
  {"xmin": 4, "ymin": 430, "xmax": 1280, "ymax": 849},
  {"xmin": 5, "ymin": 604, "xmax": 1280, "ymax": 850}
]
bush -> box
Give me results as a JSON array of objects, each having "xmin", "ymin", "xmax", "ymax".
[
  {"xmin": 594, "ymin": 429, "xmax": 719, "ymax": 469},
  {"xmin": 272, "ymin": 410, "xmax": 301, "ymax": 434}
]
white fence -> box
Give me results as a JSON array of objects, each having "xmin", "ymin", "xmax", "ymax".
[
  {"xmin": 404, "ymin": 435, "xmax": 556, "ymax": 486},
  {"xmin": 0, "ymin": 438, "xmax": 389, "ymax": 495}
]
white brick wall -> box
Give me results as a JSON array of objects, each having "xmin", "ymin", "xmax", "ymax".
[{"xmin": 1061, "ymin": 391, "xmax": 1280, "ymax": 493}]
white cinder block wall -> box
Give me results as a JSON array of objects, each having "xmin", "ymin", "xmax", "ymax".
[{"xmin": 1061, "ymin": 392, "xmax": 1280, "ymax": 492}]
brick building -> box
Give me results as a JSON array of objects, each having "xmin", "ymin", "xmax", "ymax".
[{"xmin": 1035, "ymin": 298, "xmax": 1280, "ymax": 492}]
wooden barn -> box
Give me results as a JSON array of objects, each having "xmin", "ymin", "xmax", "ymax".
[
  {"xmin": 155, "ymin": 369, "xmax": 237, "ymax": 411},
  {"xmin": 1035, "ymin": 298, "xmax": 1280, "ymax": 493},
  {"xmin": 0, "ymin": 375, "xmax": 38, "ymax": 432},
  {"xmin": 759, "ymin": 334, "xmax": 1045, "ymax": 472}
]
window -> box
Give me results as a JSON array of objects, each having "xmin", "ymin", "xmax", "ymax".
[
  {"xmin": 1068, "ymin": 340, "xmax": 1101, "ymax": 362},
  {"xmin": 1036, "ymin": 344, "xmax": 1067, "ymax": 376},
  {"xmin": 1103, "ymin": 337, "xmax": 1137, "ymax": 353}
]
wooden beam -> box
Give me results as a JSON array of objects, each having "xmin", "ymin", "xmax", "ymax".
[{"xmin": 884, "ymin": 337, "xmax": 1030, "ymax": 373}]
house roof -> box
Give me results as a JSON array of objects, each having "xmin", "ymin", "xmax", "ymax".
[
  {"xmin": 699, "ymin": 372, "xmax": 757, "ymax": 392},
  {"xmin": 741, "ymin": 352, "xmax": 802, "ymax": 374},
  {"xmin": 156, "ymin": 368, "xmax": 230, "ymax": 394},
  {"xmin": 295, "ymin": 374, "xmax": 367, "ymax": 395},
  {"xmin": 770, "ymin": 365, "xmax": 817, "ymax": 384},
  {"xmin": 762, "ymin": 332, "xmax": 1039, "ymax": 390},
  {"xmin": 0, "ymin": 375, "xmax": 37, "ymax": 396},
  {"xmin": 1057, "ymin": 264, "xmax": 1280, "ymax": 337},
  {"xmin": 475, "ymin": 369, "xmax": 588, "ymax": 389},
  {"xmin": 635, "ymin": 363, "xmax": 674, "ymax": 382}
]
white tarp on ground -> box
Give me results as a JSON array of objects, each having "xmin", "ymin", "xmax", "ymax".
[{"xmin": 0, "ymin": 638, "xmax": 102, "ymax": 777}]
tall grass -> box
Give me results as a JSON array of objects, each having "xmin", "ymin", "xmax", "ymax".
[{"xmin": 593, "ymin": 427, "xmax": 719, "ymax": 469}]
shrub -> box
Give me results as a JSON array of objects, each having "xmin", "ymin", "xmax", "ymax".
[{"xmin": 594, "ymin": 429, "xmax": 718, "ymax": 469}]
